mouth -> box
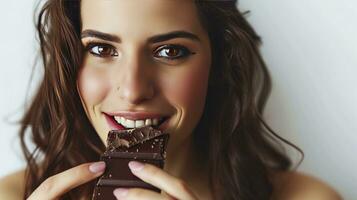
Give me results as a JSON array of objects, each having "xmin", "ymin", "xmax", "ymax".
[{"xmin": 103, "ymin": 113, "xmax": 170, "ymax": 132}]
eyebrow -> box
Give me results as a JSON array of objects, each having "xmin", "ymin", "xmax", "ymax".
[{"xmin": 81, "ymin": 29, "xmax": 201, "ymax": 43}]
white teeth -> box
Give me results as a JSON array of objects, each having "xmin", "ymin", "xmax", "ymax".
[
  {"xmin": 113, "ymin": 116, "xmax": 162, "ymax": 129},
  {"xmin": 114, "ymin": 116, "xmax": 121, "ymax": 123},
  {"xmin": 135, "ymin": 120, "xmax": 145, "ymax": 128},
  {"xmin": 145, "ymin": 119, "xmax": 152, "ymax": 126},
  {"xmin": 126, "ymin": 119, "xmax": 135, "ymax": 128}
]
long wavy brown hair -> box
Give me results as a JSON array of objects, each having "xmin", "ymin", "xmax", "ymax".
[{"xmin": 20, "ymin": 0, "xmax": 303, "ymax": 199}]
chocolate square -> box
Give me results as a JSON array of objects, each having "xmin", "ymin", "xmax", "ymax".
[{"xmin": 92, "ymin": 126, "xmax": 170, "ymax": 200}]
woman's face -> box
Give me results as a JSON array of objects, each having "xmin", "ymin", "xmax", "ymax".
[{"xmin": 77, "ymin": 0, "xmax": 211, "ymax": 147}]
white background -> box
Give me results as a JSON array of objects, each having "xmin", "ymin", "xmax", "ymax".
[{"xmin": 0, "ymin": 0, "xmax": 356, "ymax": 199}]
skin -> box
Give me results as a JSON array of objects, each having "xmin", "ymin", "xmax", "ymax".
[
  {"xmin": 77, "ymin": 0, "xmax": 212, "ymax": 199},
  {"xmin": 0, "ymin": 0, "xmax": 344, "ymax": 200},
  {"xmin": 77, "ymin": 0, "xmax": 211, "ymax": 164}
]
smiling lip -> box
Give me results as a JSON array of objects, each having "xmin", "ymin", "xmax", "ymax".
[
  {"xmin": 103, "ymin": 111, "xmax": 171, "ymax": 132},
  {"xmin": 104, "ymin": 113, "xmax": 126, "ymax": 130},
  {"xmin": 105, "ymin": 111, "xmax": 166, "ymax": 120}
]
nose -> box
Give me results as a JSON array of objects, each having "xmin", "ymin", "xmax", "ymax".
[{"xmin": 116, "ymin": 53, "xmax": 155, "ymax": 105}]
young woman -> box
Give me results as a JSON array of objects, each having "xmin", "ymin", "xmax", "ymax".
[{"xmin": 0, "ymin": 0, "xmax": 342, "ymax": 199}]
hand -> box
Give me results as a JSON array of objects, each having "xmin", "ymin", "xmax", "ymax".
[
  {"xmin": 113, "ymin": 161, "xmax": 198, "ymax": 200},
  {"xmin": 27, "ymin": 161, "xmax": 106, "ymax": 200}
]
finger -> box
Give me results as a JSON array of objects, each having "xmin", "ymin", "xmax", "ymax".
[
  {"xmin": 113, "ymin": 188, "xmax": 174, "ymax": 200},
  {"xmin": 27, "ymin": 161, "xmax": 105, "ymax": 200},
  {"xmin": 128, "ymin": 161, "xmax": 196, "ymax": 200}
]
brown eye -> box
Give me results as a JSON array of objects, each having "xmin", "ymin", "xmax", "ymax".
[
  {"xmin": 155, "ymin": 44, "xmax": 193, "ymax": 60},
  {"xmin": 86, "ymin": 43, "xmax": 118, "ymax": 57},
  {"xmin": 164, "ymin": 48, "xmax": 179, "ymax": 57}
]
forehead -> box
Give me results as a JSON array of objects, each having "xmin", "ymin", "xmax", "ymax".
[{"xmin": 80, "ymin": 0, "xmax": 205, "ymax": 39}]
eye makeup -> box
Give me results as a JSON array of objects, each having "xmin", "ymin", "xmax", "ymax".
[
  {"xmin": 82, "ymin": 39, "xmax": 196, "ymax": 61},
  {"xmin": 153, "ymin": 44, "xmax": 196, "ymax": 61},
  {"xmin": 84, "ymin": 42, "xmax": 119, "ymax": 58}
]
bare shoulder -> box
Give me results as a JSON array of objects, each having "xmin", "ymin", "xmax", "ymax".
[
  {"xmin": 271, "ymin": 170, "xmax": 343, "ymax": 200},
  {"xmin": 0, "ymin": 169, "xmax": 26, "ymax": 200}
]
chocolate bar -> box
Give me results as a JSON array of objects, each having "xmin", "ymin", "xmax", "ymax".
[{"xmin": 92, "ymin": 126, "xmax": 170, "ymax": 200}]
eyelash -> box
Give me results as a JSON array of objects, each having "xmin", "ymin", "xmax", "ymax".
[
  {"xmin": 154, "ymin": 44, "xmax": 193, "ymax": 60},
  {"xmin": 84, "ymin": 42, "xmax": 118, "ymax": 57},
  {"xmin": 84, "ymin": 42, "xmax": 194, "ymax": 61}
]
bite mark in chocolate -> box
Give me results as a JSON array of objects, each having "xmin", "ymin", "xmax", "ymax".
[{"xmin": 92, "ymin": 126, "xmax": 170, "ymax": 200}]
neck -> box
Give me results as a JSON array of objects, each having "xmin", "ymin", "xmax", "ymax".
[
  {"xmin": 164, "ymin": 135, "xmax": 212, "ymax": 198},
  {"xmin": 164, "ymin": 135, "xmax": 195, "ymax": 178}
]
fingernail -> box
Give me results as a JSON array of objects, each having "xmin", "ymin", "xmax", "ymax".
[
  {"xmin": 113, "ymin": 188, "xmax": 128, "ymax": 198},
  {"xmin": 89, "ymin": 161, "xmax": 106, "ymax": 173},
  {"xmin": 128, "ymin": 161, "xmax": 144, "ymax": 172}
]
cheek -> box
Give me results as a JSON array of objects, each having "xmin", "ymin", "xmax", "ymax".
[
  {"xmin": 77, "ymin": 67, "xmax": 111, "ymax": 107},
  {"xmin": 163, "ymin": 65, "xmax": 210, "ymax": 112}
]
